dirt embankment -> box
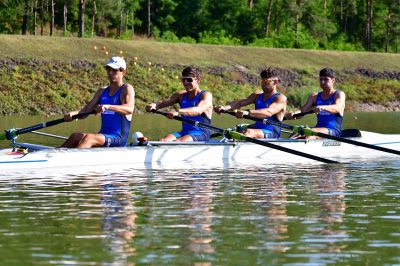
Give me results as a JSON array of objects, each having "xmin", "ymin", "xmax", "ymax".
[{"xmin": 1, "ymin": 58, "xmax": 399, "ymax": 114}]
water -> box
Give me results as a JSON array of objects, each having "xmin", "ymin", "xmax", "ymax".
[{"xmin": 0, "ymin": 112, "xmax": 399, "ymax": 265}]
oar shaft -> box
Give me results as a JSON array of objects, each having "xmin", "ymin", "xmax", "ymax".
[
  {"xmin": 3, "ymin": 110, "xmax": 96, "ymax": 140},
  {"xmin": 227, "ymin": 130, "xmax": 338, "ymax": 164}
]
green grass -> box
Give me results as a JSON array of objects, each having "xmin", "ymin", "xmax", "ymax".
[{"xmin": 0, "ymin": 34, "xmax": 399, "ymax": 115}]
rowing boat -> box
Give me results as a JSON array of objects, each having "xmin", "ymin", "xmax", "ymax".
[{"xmin": 1, "ymin": 130, "xmax": 399, "ymax": 170}]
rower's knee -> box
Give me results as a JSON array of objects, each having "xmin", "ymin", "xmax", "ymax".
[
  {"xmin": 71, "ymin": 132, "xmax": 85, "ymax": 141},
  {"xmin": 78, "ymin": 133, "xmax": 104, "ymax": 148}
]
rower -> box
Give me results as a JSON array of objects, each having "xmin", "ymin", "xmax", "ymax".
[
  {"xmin": 214, "ymin": 68, "xmax": 287, "ymax": 139},
  {"xmin": 286, "ymin": 67, "xmax": 346, "ymax": 139},
  {"xmin": 145, "ymin": 66, "xmax": 213, "ymax": 142},
  {"xmin": 61, "ymin": 56, "xmax": 135, "ymax": 148}
]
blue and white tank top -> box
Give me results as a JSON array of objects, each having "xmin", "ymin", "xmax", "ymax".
[
  {"xmin": 180, "ymin": 91, "xmax": 211, "ymax": 134},
  {"xmin": 315, "ymin": 91, "xmax": 343, "ymax": 131},
  {"xmin": 99, "ymin": 84, "xmax": 132, "ymax": 141},
  {"xmin": 253, "ymin": 92, "xmax": 281, "ymax": 137}
]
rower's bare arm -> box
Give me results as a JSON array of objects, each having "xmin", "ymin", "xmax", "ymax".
[
  {"xmin": 65, "ymin": 88, "xmax": 104, "ymax": 121},
  {"xmin": 100, "ymin": 85, "xmax": 135, "ymax": 115},
  {"xmin": 316, "ymin": 91, "xmax": 346, "ymax": 115},
  {"xmin": 285, "ymin": 93, "xmax": 316, "ymax": 120},
  {"xmin": 146, "ymin": 92, "xmax": 181, "ymax": 112},
  {"xmin": 179, "ymin": 92, "xmax": 213, "ymax": 116},
  {"xmin": 215, "ymin": 93, "xmax": 257, "ymax": 114},
  {"xmin": 250, "ymin": 95, "xmax": 287, "ymax": 120},
  {"xmin": 230, "ymin": 93, "xmax": 257, "ymax": 110}
]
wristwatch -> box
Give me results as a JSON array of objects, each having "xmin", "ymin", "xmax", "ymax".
[{"xmin": 247, "ymin": 109, "xmax": 252, "ymax": 115}]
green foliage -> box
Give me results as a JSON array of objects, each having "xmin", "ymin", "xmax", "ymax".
[
  {"xmin": 338, "ymin": 78, "xmax": 400, "ymax": 103},
  {"xmin": 286, "ymin": 87, "xmax": 318, "ymax": 108},
  {"xmin": 326, "ymin": 34, "xmax": 364, "ymax": 51},
  {"xmin": 156, "ymin": 31, "xmax": 196, "ymax": 44},
  {"xmin": 198, "ymin": 30, "xmax": 242, "ymax": 46},
  {"xmin": 1, "ymin": 0, "xmax": 399, "ymax": 52}
]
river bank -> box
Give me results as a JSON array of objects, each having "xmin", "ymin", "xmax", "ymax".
[{"xmin": 0, "ymin": 36, "xmax": 399, "ymax": 115}]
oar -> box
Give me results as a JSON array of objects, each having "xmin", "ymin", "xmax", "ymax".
[
  {"xmin": 151, "ymin": 109, "xmax": 338, "ymax": 164},
  {"xmin": 222, "ymin": 110, "xmax": 400, "ymax": 156},
  {"xmin": 0, "ymin": 110, "xmax": 96, "ymax": 141}
]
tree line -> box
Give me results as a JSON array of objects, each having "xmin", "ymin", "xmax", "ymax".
[{"xmin": 1, "ymin": 0, "xmax": 399, "ymax": 52}]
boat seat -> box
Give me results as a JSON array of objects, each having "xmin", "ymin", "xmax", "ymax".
[{"xmin": 340, "ymin": 129, "xmax": 361, "ymax": 138}]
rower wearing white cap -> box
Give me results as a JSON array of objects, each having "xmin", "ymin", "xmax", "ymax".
[{"xmin": 61, "ymin": 56, "xmax": 135, "ymax": 148}]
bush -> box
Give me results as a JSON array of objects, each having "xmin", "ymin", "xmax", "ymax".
[
  {"xmin": 198, "ymin": 30, "xmax": 242, "ymax": 46},
  {"xmin": 286, "ymin": 86, "xmax": 318, "ymax": 107}
]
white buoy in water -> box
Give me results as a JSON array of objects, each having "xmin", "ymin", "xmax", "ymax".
[{"xmin": 131, "ymin": 132, "xmax": 144, "ymax": 145}]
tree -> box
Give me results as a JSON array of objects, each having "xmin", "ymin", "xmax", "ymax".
[
  {"xmin": 265, "ymin": 0, "xmax": 273, "ymax": 37},
  {"xmin": 50, "ymin": 0, "xmax": 55, "ymax": 36},
  {"xmin": 147, "ymin": 0, "xmax": 150, "ymax": 36},
  {"xmin": 91, "ymin": 0, "xmax": 96, "ymax": 37},
  {"xmin": 63, "ymin": 1, "xmax": 67, "ymax": 35},
  {"xmin": 78, "ymin": 0, "xmax": 85, "ymax": 37},
  {"xmin": 364, "ymin": 0, "xmax": 373, "ymax": 50},
  {"xmin": 22, "ymin": 0, "xmax": 29, "ymax": 35}
]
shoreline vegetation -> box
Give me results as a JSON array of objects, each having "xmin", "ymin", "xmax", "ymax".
[{"xmin": 0, "ymin": 35, "xmax": 399, "ymax": 115}]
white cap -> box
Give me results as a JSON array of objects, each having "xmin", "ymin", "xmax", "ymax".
[{"xmin": 105, "ymin": 56, "xmax": 126, "ymax": 70}]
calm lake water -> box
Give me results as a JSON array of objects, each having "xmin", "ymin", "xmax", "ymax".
[{"xmin": 0, "ymin": 112, "xmax": 399, "ymax": 265}]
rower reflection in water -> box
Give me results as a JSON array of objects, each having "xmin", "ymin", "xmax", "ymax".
[
  {"xmin": 101, "ymin": 178, "xmax": 137, "ymax": 264},
  {"xmin": 248, "ymin": 173, "xmax": 290, "ymax": 252},
  {"xmin": 302, "ymin": 166, "xmax": 348, "ymax": 254},
  {"xmin": 186, "ymin": 175, "xmax": 215, "ymax": 256},
  {"xmin": 145, "ymin": 66, "xmax": 213, "ymax": 142}
]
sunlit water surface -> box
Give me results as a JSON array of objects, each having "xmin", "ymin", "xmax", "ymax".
[{"xmin": 0, "ymin": 113, "xmax": 399, "ymax": 265}]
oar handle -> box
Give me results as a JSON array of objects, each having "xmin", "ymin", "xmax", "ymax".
[
  {"xmin": 221, "ymin": 110, "xmax": 294, "ymax": 131},
  {"xmin": 151, "ymin": 109, "xmax": 224, "ymax": 133},
  {"xmin": 284, "ymin": 110, "xmax": 315, "ymax": 120},
  {"xmin": 3, "ymin": 110, "xmax": 96, "ymax": 140}
]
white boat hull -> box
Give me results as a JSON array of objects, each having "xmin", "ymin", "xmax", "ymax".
[{"xmin": 1, "ymin": 131, "xmax": 399, "ymax": 171}]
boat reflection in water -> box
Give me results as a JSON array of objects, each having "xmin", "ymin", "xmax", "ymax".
[{"xmin": 95, "ymin": 164, "xmax": 349, "ymax": 264}]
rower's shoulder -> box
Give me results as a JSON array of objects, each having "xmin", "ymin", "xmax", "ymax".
[
  {"xmin": 122, "ymin": 83, "xmax": 135, "ymax": 92},
  {"xmin": 276, "ymin": 93, "xmax": 287, "ymax": 101},
  {"xmin": 202, "ymin": 90, "xmax": 212, "ymax": 97},
  {"xmin": 94, "ymin": 86, "xmax": 107, "ymax": 96},
  {"xmin": 335, "ymin": 90, "xmax": 345, "ymax": 97}
]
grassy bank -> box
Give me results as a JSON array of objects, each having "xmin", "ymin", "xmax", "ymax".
[{"xmin": 0, "ymin": 35, "xmax": 400, "ymax": 115}]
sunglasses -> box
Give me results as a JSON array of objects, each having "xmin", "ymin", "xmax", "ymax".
[
  {"xmin": 105, "ymin": 66, "xmax": 124, "ymax": 72},
  {"xmin": 261, "ymin": 78, "xmax": 278, "ymax": 84},
  {"xmin": 181, "ymin": 77, "xmax": 195, "ymax": 83}
]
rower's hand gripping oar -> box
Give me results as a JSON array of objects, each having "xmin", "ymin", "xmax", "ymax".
[
  {"xmin": 222, "ymin": 110, "xmax": 400, "ymax": 156},
  {"xmin": 283, "ymin": 110, "xmax": 314, "ymax": 120},
  {"xmin": 151, "ymin": 109, "xmax": 338, "ymax": 164},
  {"xmin": 0, "ymin": 110, "xmax": 96, "ymax": 141}
]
